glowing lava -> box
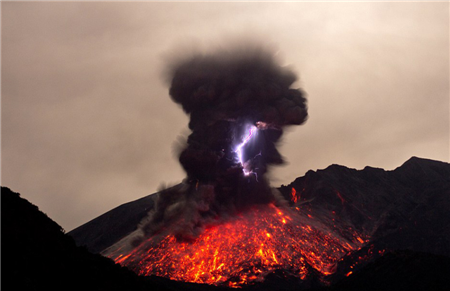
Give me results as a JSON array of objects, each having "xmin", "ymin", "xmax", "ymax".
[
  {"xmin": 110, "ymin": 204, "xmax": 360, "ymax": 288},
  {"xmin": 291, "ymin": 187, "xmax": 298, "ymax": 203}
]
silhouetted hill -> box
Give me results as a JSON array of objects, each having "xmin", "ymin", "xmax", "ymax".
[
  {"xmin": 2, "ymin": 187, "xmax": 144, "ymax": 290},
  {"xmin": 328, "ymin": 250, "xmax": 450, "ymax": 291},
  {"xmin": 1, "ymin": 186, "xmax": 231, "ymax": 291},
  {"xmin": 279, "ymin": 156, "xmax": 450, "ymax": 258}
]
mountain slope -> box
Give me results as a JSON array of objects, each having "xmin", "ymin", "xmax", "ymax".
[
  {"xmin": 2, "ymin": 187, "xmax": 175, "ymax": 291},
  {"xmin": 68, "ymin": 184, "xmax": 185, "ymax": 254},
  {"xmin": 4, "ymin": 185, "xmax": 448, "ymax": 291},
  {"xmin": 69, "ymin": 156, "xmax": 450, "ymax": 259},
  {"xmin": 68, "ymin": 191, "xmax": 157, "ymax": 254},
  {"xmin": 278, "ymin": 156, "xmax": 450, "ymax": 258},
  {"xmin": 4, "ymin": 156, "xmax": 450, "ymax": 291}
]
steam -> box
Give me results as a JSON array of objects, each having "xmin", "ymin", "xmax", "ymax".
[{"xmin": 134, "ymin": 44, "xmax": 308, "ymax": 245}]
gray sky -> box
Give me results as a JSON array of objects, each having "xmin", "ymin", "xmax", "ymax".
[{"xmin": 2, "ymin": 2, "xmax": 449, "ymax": 231}]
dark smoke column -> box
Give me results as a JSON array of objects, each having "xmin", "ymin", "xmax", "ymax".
[
  {"xmin": 171, "ymin": 47, "xmax": 307, "ymax": 207},
  {"xmin": 139, "ymin": 46, "xmax": 308, "ymax": 243}
]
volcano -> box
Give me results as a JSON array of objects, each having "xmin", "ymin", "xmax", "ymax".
[
  {"xmin": 68, "ymin": 45, "xmax": 450, "ymax": 290},
  {"xmin": 69, "ymin": 156, "xmax": 450, "ymax": 289},
  {"xmin": 106, "ymin": 203, "xmax": 359, "ymax": 287}
]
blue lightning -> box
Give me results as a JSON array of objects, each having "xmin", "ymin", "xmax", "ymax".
[{"xmin": 235, "ymin": 125, "xmax": 257, "ymax": 176}]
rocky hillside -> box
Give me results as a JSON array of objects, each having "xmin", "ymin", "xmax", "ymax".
[
  {"xmin": 2, "ymin": 186, "xmax": 228, "ymax": 291},
  {"xmin": 279, "ymin": 156, "xmax": 450, "ymax": 258}
]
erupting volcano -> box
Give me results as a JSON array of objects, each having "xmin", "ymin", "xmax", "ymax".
[
  {"xmin": 110, "ymin": 203, "xmax": 366, "ymax": 287},
  {"xmin": 103, "ymin": 44, "xmax": 362, "ymax": 287}
]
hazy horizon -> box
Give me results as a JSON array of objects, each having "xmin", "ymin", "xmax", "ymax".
[{"xmin": 2, "ymin": 2, "xmax": 449, "ymax": 231}]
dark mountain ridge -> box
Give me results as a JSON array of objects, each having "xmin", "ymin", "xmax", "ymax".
[
  {"xmin": 3, "ymin": 156, "xmax": 450, "ymax": 290},
  {"xmin": 278, "ymin": 156, "xmax": 450, "ymax": 258},
  {"xmin": 70, "ymin": 156, "xmax": 450, "ymax": 257}
]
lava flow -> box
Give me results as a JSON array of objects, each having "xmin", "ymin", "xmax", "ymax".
[{"xmin": 110, "ymin": 203, "xmax": 360, "ymax": 288}]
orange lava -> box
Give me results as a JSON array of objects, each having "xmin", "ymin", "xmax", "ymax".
[
  {"xmin": 110, "ymin": 204, "xmax": 359, "ymax": 287},
  {"xmin": 291, "ymin": 187, "xmax": 298, "ymax": 203}
]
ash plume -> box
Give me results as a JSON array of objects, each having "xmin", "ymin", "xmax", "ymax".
[{"xmin": 134, "ymin": 44, "xmax": 308, "ymax": 245}]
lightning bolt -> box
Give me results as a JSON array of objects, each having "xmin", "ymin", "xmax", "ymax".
[{"xmin": 235, "ymin": 125, "xmax": 257, "ymax": 176}]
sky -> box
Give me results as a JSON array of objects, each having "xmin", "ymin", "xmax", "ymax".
[{"xmin": 2, "ymin": 2, "xmax": 449, "ymax": 232}]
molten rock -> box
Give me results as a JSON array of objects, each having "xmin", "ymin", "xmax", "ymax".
[{"xmin": 109, "ymin": 204, "xmax": 362, "ymax": 288}]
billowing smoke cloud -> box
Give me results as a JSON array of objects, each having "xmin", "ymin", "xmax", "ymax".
[{"xmin": 133, "ymin": 44, "xmax": 308, "ymax": 245}]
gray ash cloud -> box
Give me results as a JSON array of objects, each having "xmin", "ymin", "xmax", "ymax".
[{"xmin": 134, "ymin": 45, "xmax": 308, "ymax": 245}]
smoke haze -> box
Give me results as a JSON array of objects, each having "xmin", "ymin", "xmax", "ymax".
[{"xmin": 1, "ymin": 2, "xmax": 448, "ymax": 231}]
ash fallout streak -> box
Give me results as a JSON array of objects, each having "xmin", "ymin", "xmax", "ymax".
[{"xmin": 133, "ymin": 45, "xmax": 308, "ymax": 245}]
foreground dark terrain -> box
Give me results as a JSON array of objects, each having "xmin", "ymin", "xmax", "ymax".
[
  {"xmin": 3, "ymin": 157, "xmax": 450, "ymax": 290},
  {"xmin": 2, "ymin": 187, "xmax": 230, "ymax": 291}
]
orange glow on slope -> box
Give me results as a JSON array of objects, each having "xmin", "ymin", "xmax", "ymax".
[
  {"xmin": 291, "ymin": 187, "xmax": 298, "ymax": 203},
  {"xmin": 356, "ymin": 236, "xmax": 365, "ymax": 244},
  {"xmin": 109, "ymin": 204, "xmax": 358, "ymax": 287}
]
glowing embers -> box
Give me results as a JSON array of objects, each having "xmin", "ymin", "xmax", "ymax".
[
  {"xmin": 235, "ymin": 125, "xmax": 258, "ymax": 176},
  {"xmin": 112, "ymin": 204, "xmax": 356, "ymax": 287},
  {"xmin": 291, "ymin": 187, "xmax": 298, "ymax": 203}
]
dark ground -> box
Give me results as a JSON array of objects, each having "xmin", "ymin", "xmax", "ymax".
[{"xmin": 3, "ymin": 157, "xmax": 450, "ymax": 290}]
